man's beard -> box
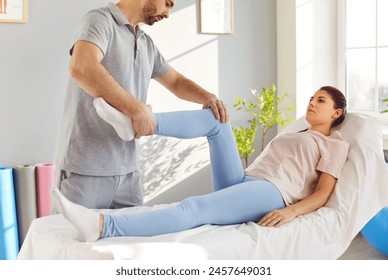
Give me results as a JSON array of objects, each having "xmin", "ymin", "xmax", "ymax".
[{"xmin": 143, "ymin": 0, "xmax": 161, "ymax": 25}]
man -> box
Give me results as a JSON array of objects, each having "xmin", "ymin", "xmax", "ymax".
[{"xmin": 54, "ymin": 0, "xmax": 228, "ymax": 209}]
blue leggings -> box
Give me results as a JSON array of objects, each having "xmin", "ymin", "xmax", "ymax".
[{"xmin": 101, "ymin": 109, "xmax": 285, "ymax": 237}]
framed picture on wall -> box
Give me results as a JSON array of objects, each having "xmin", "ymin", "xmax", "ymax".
[
  {"xmin": 0, "ymin": 0, "xmax": 28, "ymax": 23},
  {"xmin": 200, "ymin": 0, "xmax": 234, "ymax": 34}
]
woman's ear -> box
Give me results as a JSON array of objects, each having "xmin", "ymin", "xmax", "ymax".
[{"xmin": 333, "ymin": 109, "xmax": 343, "ymax": 119}]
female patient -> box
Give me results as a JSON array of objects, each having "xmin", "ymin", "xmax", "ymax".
[{"xmin": 53, "ymin": 86, "xmax": 349, "ymax": 242}]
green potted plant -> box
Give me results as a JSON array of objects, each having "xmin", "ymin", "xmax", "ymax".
[
  {"xmin": 381, "ymin": 98, "xmax": 388, "ymax": 113},
  {"xmin": 233, "ymin": 85, "xmax": 294, "ymax": 167}
]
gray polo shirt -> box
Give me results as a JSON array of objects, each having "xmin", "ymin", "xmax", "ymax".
[{"xmin": 55, "ymin": 2, "xmax": 169, "ymax": 176}]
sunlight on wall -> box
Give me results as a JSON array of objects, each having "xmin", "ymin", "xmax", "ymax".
[
  {"xmin": 296, "ymin": 0, "xmax": 313, "ymax": 118},
  {"xmin": 278, "ymin": 0, "xmax": 338, "ymax": 121},
  {"xmin": 143, "ymin": 4, "xmax": 219, "ymax": 111},
  {"xmin": 139, "ymin": 4, "xmax": 219, "ymax": 203},
  {"xmin": 138, "ymin": 135, "xmax": 210, "ymax": 203}
]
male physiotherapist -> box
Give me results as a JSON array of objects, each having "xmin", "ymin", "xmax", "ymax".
[{"xmin": 54, "ymin": 0, "xmax": 228, "ymax": 209}]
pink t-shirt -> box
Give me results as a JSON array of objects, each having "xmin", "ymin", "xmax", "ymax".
[{"xmin": 244, "ymin": 130, "xmax": 349, "ymax": 205}]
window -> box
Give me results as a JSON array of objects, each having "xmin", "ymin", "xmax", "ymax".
[{"xmin": 341, "ymin": 0, "xmax": 388, "ymax": 113}]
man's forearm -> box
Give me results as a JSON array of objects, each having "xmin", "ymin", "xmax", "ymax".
[
  {"xmin": 69, "ymin": 58, "xmax": 142, "ymax": 118},
  {"xmin": 155, "ymin": 69, "xmax": 215, "ymax": 105},
  {"xmin": 172, "ymin": 76, "xmax": 215, "ymax": 104},
  {"xmin": 155, "ymin": 66, "xmax": 228, "ymax": 122}
]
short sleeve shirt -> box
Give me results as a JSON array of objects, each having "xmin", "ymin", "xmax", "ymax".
[
  {"xmin": 244, "ymin": 130, "xmax": 349, "ymax": 205},
  {"xmin": 55, "ymin": 3, "xmax": 169, "ymax": 176}
]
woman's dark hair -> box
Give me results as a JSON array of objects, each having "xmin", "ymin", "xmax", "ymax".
[{"xmin": 320, "ymin": 86, "xmax": 347, "ymax": 128}]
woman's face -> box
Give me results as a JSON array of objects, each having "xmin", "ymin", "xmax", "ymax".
[{"xmin": 306, "ymin": 90, "xmax": 342, "ymax": 127}]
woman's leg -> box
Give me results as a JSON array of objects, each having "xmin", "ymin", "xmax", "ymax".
[
  {"xmin": 52, "ymin": 188, "xmax": 100, "ymax": 242},
  {"xmin": 102, "ymin": 179, "xmax": 285, "ymax": 237},
  {"xmin": 155, "ymin": 109, "xmax": 244, "ymax": 190},
  {"xmin": 93, "ymin": 98, "xmax": 243, "ymax": 190},
  {"xmin": 54, "ymin": 179, "xmax": 284, "ymax": 240}
]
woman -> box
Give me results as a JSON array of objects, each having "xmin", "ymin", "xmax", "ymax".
[{"xmin": 53, "ymin": 86, "xmax": 349, "ymax": 242}]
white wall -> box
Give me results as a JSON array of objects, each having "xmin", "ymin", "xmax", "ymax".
[
  {"xmin": 0, "ymin": 0, "xmax": 277, "ymax": 205},
  {"xmin": 0, "ymin": 0, "xmax": 107, "ymax": 166},
  {"xmin": 277, "ymin": 0, "xmax": 338, "ymax": 119},
  {"xmin": 141, "ymin": 0, "xmax": 278, "ymax": 204}
]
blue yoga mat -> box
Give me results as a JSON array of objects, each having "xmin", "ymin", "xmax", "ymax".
[{"xmin": 0, "ymin": 167, "xmax": 19, "ymax": 260}]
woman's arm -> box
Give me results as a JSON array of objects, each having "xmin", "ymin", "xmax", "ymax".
[{"xmin": 258, "ymin": 172, "xmax": 337, "ymax": 227}]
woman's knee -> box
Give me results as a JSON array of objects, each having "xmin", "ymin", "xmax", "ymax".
[
  {"xmin": 179, "ymin": 196, "xmax": 201, "ymax": 212},
  {"xmin": 206, "ymin": 116, "xmax": 232, "ymax": 138},
  {"xmin": 175, "ymin": 197, "xmax": 206, "ymax": 226}
]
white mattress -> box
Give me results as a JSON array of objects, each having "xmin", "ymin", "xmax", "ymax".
[{"xmin": 17, "ymin": 113, "xmax": 388, "ymax": 260}]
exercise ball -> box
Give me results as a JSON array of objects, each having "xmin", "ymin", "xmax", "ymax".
[{"xmin": 361, "ymin": 207, "xmax": 388, "ymax": 256}]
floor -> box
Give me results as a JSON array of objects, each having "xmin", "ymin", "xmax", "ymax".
[{"xmin": 339, "ymin": 233, "xmax": 388, "ymax": 260}]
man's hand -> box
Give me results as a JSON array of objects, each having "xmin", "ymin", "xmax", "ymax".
[
  {"xmin": 131, "ymin": 103, "xmax": 157, "ymax": 139},
  {"xmin": 202, "ymin": 94, "xmax": 229, "ymax": 123}
]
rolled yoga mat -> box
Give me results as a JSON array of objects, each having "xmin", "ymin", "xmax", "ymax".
[
  {"xmin": 13, "ymin": 165, "xmax": 38, "ymax": 246},
  {"xmin": 35, "ymin": 163, "xmax": 55, "ymax": 218},
  {"xmin": 0, "ymin": 167, "xmax": 19, "ymax": 260}
]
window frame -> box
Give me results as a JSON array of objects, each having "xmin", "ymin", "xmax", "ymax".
[{"xmin": 337, "ymin": 0, "xmax": 388, "ymax": 123}]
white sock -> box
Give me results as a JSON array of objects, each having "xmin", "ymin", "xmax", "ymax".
[
  {"xmin": 93, "ymin": 97, "xmax": 135, "ymax": 141},
  {"xmin": 52, "ymin": 188, "xmax": 100, "ymax": 242}
]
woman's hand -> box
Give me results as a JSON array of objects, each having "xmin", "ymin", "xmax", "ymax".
[
  {"xmin": 258, "ymin": 172, "xmax": 337, "ymax": 227},
  {"xmin": 258, "ymin": 206, "xmax": 297, "ymax": 227},
  {"xmin": 258, "ymin": 173, "xmax": 338, "ymax": 227}
]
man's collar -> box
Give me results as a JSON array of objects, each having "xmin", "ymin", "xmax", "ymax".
[
  {"xmin": 107, "ymin": 2, "xmax": 129, "ymax": 26},
  {"xmin": 106, "ymin": 2, "xmax": 144, "ymax": 35}
]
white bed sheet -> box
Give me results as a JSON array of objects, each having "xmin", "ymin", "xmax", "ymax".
[{"xmin": 17, "ymin": 113, "xmax": 388, "ymax": 260}]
